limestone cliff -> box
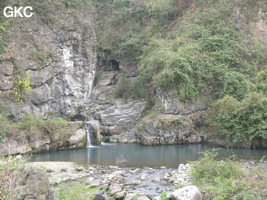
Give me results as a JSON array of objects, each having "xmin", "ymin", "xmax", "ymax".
[{"xmin": 0, "ymin": 2, "xmax": 96, "ymax": 120}]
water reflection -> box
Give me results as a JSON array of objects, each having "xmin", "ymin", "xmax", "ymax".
[{"xmin": 29, "ymin": 143, "xmax": 267, "ymax": 168}]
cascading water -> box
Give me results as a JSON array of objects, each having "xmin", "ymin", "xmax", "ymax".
[{"xmin": 85, "ymin": 116, "xmax": 94, "ymax": 147}]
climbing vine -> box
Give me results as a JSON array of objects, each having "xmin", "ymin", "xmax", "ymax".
[{"xmin": 13, "ymin": 72, "xmax": 31, "ymax": 102}]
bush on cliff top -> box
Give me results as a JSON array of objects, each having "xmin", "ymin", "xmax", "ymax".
[{"xmin": 0, "ymin": 107, "xmax": 68, "ymax": 143}]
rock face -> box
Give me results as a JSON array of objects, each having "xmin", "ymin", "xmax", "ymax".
[
  {"xmin": 13, "ymin": 165, "xmax": 54, "ymax": 200},
  {"xmin": 86, "ymin": 69, "xmax": 146, "ymax": 142},
  {"xmin": 0, "ymin": 3, "xmax": 96, "ymax": 120},
  {"xmin": 170, "ymin": 186, "xmax": 203, "ymax": 200},
  {"xmin": 233, "ymin": 1, "xmax": 267, "ymax": 46},
  {"xmin": 0, "ymin": 122, "xmax": 85, "ymax": 156},
  {"xmin": 137, "ymin": 90, "xmax": 208, "ymax": 146}
]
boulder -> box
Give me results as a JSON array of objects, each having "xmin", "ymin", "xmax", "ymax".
[
  {"xmin": 109, "ymin": 183, "xmax": 122, "ymax": 195},
  {"xmin": 13, "ymin": 165, "xmax": 54, "ymax": 200},
  {"xmin": 152, "ymin": 177, "xmax": 160, "ymax": 182},
  {"xmin": 137, "ymin": 113, "xmax": 206, "ymax": 145},
  {"xmin": 114, "ymin": 191, "xmax": 126, "ymax": 199},
  {"xmin": 85, "ymin": 177, "xmax": 95, "ymax": 185},
  {"xmin": 69, "ymin": 129, "xmax": 86, "ymax": 146},
  {"xmin": 93, "ymin": 194, "xmax": 105, "ymax": 200},
  {"xmin": 140, "ymin": 174, "xmax": 147, "ymax": 180},
  {"xmin": 170, "ymin": 186, "xmax": 202, "ymax": 200}
]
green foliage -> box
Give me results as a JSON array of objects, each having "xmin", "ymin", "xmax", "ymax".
[
  {"xmin": 0, "ymin": 106, "xmax": 13, "ymax": 142},
  {"xmin": 27, "ymin": 0, "xmax": 86, "ymax": 24},
  {"xmin": 27, "ymin": 1, "xmax": 55, "ymax": 23},
  {"xmin": 190, "ymin": 149, "xmax": 243, "ymax": 181},
  {"xmin": 55, "ymin": 0, "xmax": 85, "ymax": 7},
  {"xmin": 93, "ymin": 70, "xmax": 102, "ymax": 86},
  {"xmin": 0, "ymin": 155, "xmax": 27, "ymax": 200},
  {"xmin": 114, "ymin": 74, "xmax": 137, "ymax": 99},
  {"xmin": 18, "ymin": 114, "xmax": 68, "ymax": 139},
  {"xmin": 207, "ymin": 92, "xmax": 267, "ymax": 147},
  {"xmin": 135, "ymin": 0, "xmax": 267, "ymax": 102},
  {"xmin": 190, "ymin": 149, "xmax": 267, "ymax": 199},
  {"xmin": 0, "ymin": 108, "xmax": 68, "ymax": 143},
  {"xmin": 31, "ymin": 50, "xmax": 50, "ymax": 69},
  {"xmin": 0, "ymin": 155, "xmax": 26, "ymax": 170},
  {"xmin": 91, "ymin": 0, "xmax": 185, "ymax": 64},
  {"xmin": 55, "ymin": 182, "xmax": 99, "ymax": 200},
  {"xmin": 35, "ymin": 164, "xmax": 48, "ymax": 172},
  {"xmin": 161, "ymin": 192, "xmax": 168, "ymax": 200},
  {"xmin": 91, "ymin": 0, "xmax": 267, "ymax": 102},
  {"xmin": 0, "ymin": 40, "xmax": 5, "ymax": 55},
  {"xmin": 13, "ymin": 72, "xmax": 31, "ymax": 102},
  {"xmin": 0, "ymin": 11, "xmax": 10, "ymax": 33}
]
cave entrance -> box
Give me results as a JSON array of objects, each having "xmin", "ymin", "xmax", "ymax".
[{"xmin": 110, "ymin": 59, "xmax": 120, "ymax": 70}]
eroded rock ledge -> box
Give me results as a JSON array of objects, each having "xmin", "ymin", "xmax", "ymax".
[{"xmin": 0, "ymin": 122, "xmax": 86, "ymax": 156}]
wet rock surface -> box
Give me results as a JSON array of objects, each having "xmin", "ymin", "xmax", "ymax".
[{"xmin": 86, "ymin": 69, "xmax": 146, "ymax": 143}]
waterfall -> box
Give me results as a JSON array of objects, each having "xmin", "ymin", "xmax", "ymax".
[
  {"xmin": 85, "ymin": 116, "xmax": 94, "ymax": 147},
  {"xmin": 85, "ymin": 124, "xmax": 92, "ymax": 147}
]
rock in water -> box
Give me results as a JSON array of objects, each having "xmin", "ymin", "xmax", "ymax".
[
  {"xmin": 13, "ymin": 165, "xmax": 54, "ymax": 200},
  {"xmin": 170, "ymin": 186, "xmax": 202, "ymax": 200}
]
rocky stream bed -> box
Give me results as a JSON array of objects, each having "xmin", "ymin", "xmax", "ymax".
[
  {"xmin": 29, "ymin": 161, "xmax": 193, "ymax": 199},
  {"xmin": 24, "ymin": 160, "xmax": 267, "ymax": 200}
]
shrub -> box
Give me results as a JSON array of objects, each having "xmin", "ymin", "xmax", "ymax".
[
  {"xmin": 190, "ymin": 149, "xmax": 243, "ymax": 181},
  {"xmin": 0, "ymin": 155, "xmax": 27, "ymax": 200},
  {"xmin": 135, "ymin": 0, "xmax": 267, "ymax": 102},
  {"xmin": 91, "ymin": 0, "xmax": 184, "ymax": 64},
  {"xmin": 0, "ymin": 110, "xmax": 68, "ymax": 143},
  {"xmin": 206, "ymin": 92, "xmax": 267, "ymax": 147},
  {"xmin": 0, "ymin": 155, "xmax": 26, "ymax": 171},
  {"xmin": 114, "ymin": 74, "xmax": 134, "ymax": 99},
  {"xmin": 18, "ymin": 114, "xmax": 68, "ymax": 140},
  {"xmin": 13, "ymin": 72, "xmax": 31, "ymax": 102},
  {"xmin": 93, "ymin": 70, "xmax": 102, "ymax": 86},
  {"xmin": 190, "ymin": 149, "xmax": 267, "ymax": 199}
]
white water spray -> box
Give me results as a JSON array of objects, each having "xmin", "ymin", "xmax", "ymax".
[{"xmin": 85, "ymin": 116, "xmax": 94, "ymax": 147}]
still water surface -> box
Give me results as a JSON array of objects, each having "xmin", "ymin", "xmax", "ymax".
[{"xmin": 30, "ymin": 143, "xmax": 267, "ymax": 168}]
